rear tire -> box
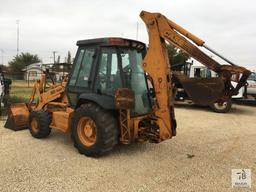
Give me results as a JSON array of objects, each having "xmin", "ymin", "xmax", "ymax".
[
  {"xmin": 209, "ymin": 99, "xmax": 232, "ymax": 113},
  {"xmin": 71, "ymin": 103, "xmax": 118, "ymax": 157},
  {"xmin": 29, "ymin": 110, "xmax": 51, "ymax": 138}
]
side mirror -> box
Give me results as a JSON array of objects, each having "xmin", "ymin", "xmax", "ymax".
[{"xmin": 114, "ymin": 88, "xmax": 135, "ymax": 109}]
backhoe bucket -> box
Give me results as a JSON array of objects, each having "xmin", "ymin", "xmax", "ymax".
[
  {"xmin": 4, "ymin": 103, "xmax": 29, "ymax": 131},
  {"xmin": 173, "ymin": 72, "xmax": 225, "ymax": 106}
]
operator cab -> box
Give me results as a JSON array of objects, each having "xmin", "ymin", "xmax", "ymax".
[{"xmin": 66, "ymin": 37, "xmax": 151, "ymax": 116}]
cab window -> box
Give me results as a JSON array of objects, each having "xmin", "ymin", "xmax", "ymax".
[
  {"xmin": 95, "ymin": 48, "xmax": 121, "ymax": 95},
  {"xmin": 69, "ymin": 47, "xmax": 96, "ymax": 87}
]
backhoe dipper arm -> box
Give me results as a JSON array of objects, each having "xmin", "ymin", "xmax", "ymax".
[
  {"xmin": 140, "ymin": 11, "xmax": 251, "ymax": 98},
  {"xmin": 140, "ymin": 11, "xmax": 176, "ymax": 141}
]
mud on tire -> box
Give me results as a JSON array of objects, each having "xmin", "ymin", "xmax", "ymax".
[
  {"xmin": 29, "ymin": 110, "xmax": 51, "ymax": 138},
  {"xmin": 71, "ymin": 103, "xmax": 118, "ymax": 157}
]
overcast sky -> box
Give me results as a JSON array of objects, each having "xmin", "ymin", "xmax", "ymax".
[{"xmin": 0, "ymin": 0, "xmax": 255, "ymax": 70}]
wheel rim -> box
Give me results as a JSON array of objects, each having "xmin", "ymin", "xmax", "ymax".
[
  {"xmin": 31, "ymin": 117, "xmax": 39, "ymax": 133},
  {"xmin": 213, "ymin": 101, "xmax": 228, "ymax": 110},
  {"xmin": 77, "ymin": 117, "xmax": 96, "ymax": 147}
]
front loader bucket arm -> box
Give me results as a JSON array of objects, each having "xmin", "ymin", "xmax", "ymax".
[
  {"xmin": 5, "ymin": 73, "xmax": 66, "ymax": 131},
  {"xmin": 4, "ymin": 76, "xmax": 44, "ymax": 131}
]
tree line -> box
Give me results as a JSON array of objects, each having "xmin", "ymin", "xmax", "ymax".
[
  {"xmin": 0, "ymin": 45, "xmax": 189, "ymax": 74},
  {"xmin": 0, "ymin": 51, "xmax": 73, "ymax": 74}
]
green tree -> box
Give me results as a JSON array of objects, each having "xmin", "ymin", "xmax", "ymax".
[
  {"xmin": 166, "ymin": 44, "xmax": 189, "ymax": 70},
  {"xmin": 8, "ymin": 52, "xmax": 41, "ymax": 73},
  {"xmin": 0, "ymin": 64, "xmax": 10, "ymax": 73}
]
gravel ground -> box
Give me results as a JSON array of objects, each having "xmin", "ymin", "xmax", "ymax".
[{"xmin": 0, "ymin": 104, "xmax": 255, "ymax": 192}]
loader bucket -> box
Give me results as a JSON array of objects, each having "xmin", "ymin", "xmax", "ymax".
[{"xmin": 4, "ymin": 103, "xmax": 29, "ymax": 131}]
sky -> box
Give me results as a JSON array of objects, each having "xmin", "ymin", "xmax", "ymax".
[{"xmin": 0, "ymin": 0, "xmax": 255, "ymax": 70}]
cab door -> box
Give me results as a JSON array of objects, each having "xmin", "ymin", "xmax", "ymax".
[{"xmin": 66, "ymin": 46, "xmax": 98, "ymax": 107}]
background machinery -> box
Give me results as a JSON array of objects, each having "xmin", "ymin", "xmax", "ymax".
[
  {"xmin": 5, "ymin": 11, "xmax": 250, "ymax": 156},
  {"xmin": 148, "ymin": 11, "xmax": 251, "ymax": 113},
  {"xmin": 171, "ymin": 62, "xmax": 246, "ymax": 112}
]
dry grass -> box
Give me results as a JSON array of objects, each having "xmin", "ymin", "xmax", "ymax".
[
  {"xmin": 5, "ymin": 80, "xmax": 33, "ymax": 105},
  {"xmin": 9, "ymin": 80, "xmax": 33, "ymax": 102},
  {"xmin": 0, "ymin": 80, "xmax": 33, "ymax": 115}
]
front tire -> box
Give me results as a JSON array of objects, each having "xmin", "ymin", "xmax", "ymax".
[
  {"xmin": 29, "ymin": 110, "xmax": 51, "ymax": 138},
  {"xmin": 209, "ymin": 99, "xmax": 232, "ymax": 113},
  {"xmin": 71, "ymin": 103, "xmax": 118, "ymax": 157}
]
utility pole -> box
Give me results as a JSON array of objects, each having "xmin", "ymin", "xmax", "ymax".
[
  {"xmin": 16, "ymin": 20, "xmax": 20, "ymax": 56},
  {"xmin": 136, "ymin": 22, "xmax": 139, "ymax": 40},
  {"xmin": 0, "ymin": 49, "xmax": 4, "ymax": 65},
  {"xmin": 52, "ymin": 51, "xmax": 57, "ymax": 64}
]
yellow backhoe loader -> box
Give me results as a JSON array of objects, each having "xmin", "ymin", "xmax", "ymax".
[{"xmin": 5, "ymin": 11, "xmax": 250, "ymax": 156}]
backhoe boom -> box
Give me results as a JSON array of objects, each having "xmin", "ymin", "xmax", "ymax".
[{"xmin": 140, "ymin": 11, "xmax": 251, "ymax": 100}]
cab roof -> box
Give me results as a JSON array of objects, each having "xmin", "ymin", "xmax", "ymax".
[{"xmin": 76, "ymin": 37, "xmax": 145, "ymax": 49}]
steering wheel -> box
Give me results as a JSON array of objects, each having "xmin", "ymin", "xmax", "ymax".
[{"xmin": 98, "ymin": 71, "xmax": 107, "ymax": 83}]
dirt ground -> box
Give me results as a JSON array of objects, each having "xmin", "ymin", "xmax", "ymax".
[{"xmin": 0, "ymin": 104, "xmax": 255, "ymax": 192}]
